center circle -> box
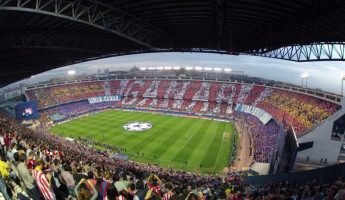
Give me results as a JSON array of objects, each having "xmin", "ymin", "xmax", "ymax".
[{"xmin": 123, "ymin": 122, "xmax": 152, "ymax": 132}]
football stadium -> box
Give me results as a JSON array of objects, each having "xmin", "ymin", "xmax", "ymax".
[{"xmin": 1, "ymin": 1, "xmax": 345, "ymax": 200}]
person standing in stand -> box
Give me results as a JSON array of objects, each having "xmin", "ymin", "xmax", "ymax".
[
  {"xmin": 4, "ymin": 133, "xmax": 11, "ymax": 155},
  {"xmin": 0, "ymin": 132, "xmax": 5, "ymax": 157},
  {"xmin": 17, "ymin": 153, "xmax": 41, "ymax": 200},
  {"xmin": 32, "ymin": 159, "xmax": 56, "ymax": 200}
]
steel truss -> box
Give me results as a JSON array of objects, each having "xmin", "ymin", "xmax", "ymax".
[
  {"xmin": 71, "ymin": 48, "xmax": 236, "ymax": 63},
  {"xmin": 246, "ymin": 42, "xmax": 345, "ymax": 62},
  {"xmin": 0, "ymin": 0, "xmax": 174, "ymax": 48},
  {"xmin": 0, "ymin": 31, "xmax": 106, "ymax": 53}
]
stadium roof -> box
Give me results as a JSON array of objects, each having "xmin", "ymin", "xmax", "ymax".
[{"xmin": 1, "ymin": 0, "xmax": 345, "ymax": 86}]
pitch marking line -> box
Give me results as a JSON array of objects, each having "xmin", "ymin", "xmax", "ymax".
[{"xmin": 213, "ymin": 131, "xmax": 226, "ymax": 170}]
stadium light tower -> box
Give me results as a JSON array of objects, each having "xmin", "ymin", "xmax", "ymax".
[{"xmin": 301, "ymin": 72, "xmax": 309, "ymax": 88}]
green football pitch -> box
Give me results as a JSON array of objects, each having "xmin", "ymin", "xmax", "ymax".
[{"xmin": 50, "ymin": 110, "xmax": 238, "ymax": 174}]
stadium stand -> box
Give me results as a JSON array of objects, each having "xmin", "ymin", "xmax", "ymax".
[
  {"xmin": 1, "ymin": 105, "xmax": 345, "ymax": 199},
  {"xmin": 24, "ymin": 78, "xmax": 339, "ymax": 177},
  {"xmin": 27, "ymin": 79, "xmax": 341, "ymax": 136},
  {"xmin": 26, "ymin": 82, "xmax": 105, "ymax": 109},
  {"xmin": 257, "ymin": 89, "xmax": 340, "ymax": 134},
  {"xmin": 42, "ymin": 101, "xmax": 118, "ymax": 122},
  {"xmin": 234, "ymin": 112, "xmax": 281, "ymax": 163}
]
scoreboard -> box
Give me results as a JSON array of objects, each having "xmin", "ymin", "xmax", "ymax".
[{"xmin": 15, "ymin": 100, "xmax": 39, "ymax": 120}]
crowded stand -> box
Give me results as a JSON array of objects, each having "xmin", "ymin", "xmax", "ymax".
[
  {"xmin": 242, "ymin": 86, "xmax": 266, "ymax": 105},
  {"xmin": 156, "ymin": 81, "xmax": 170, "ymax": 99},
  {"xmin": 27, "ymin": 78, "xmax": 340, "ymax": 178},
  {"xmin": 143, "ymin": 81, "xmax": 160, "ymax": 98},
  {"xmin": 164, "ymin": 81, "xmax": 190, "ymax": 100},
  {"xmin": 192, "ymin": 82, "xmax": 210, "ymax": 101},
  {"xmin": 1, "ymin": 103, "xmax": 345, "ymax": 199},
  {"xmin": 228, "ymin": 84, "xmax": 242, "ymax": 106},
  {"xmin": 26, "ymin": 82, "xmax": 104, "ymax": 109},
  {"xmin": 215, "ymin": 83, "xmax": 235, "ymax": 104},
  {"xmin": 27, "ymin": 79, "xmax": 341, "ymax": 137},
  {"xmin": 183, "ymin": 81, "xmax": 201, "ymax": 100},
  {"xmin": 234, "ymin": 112, "xmax": 281, "ymax": 163},
  {"xmin": 257, "ymin": 89, "xmax": 340, "ymax": 134},
  {"xmin": 236, "ymin": 85, "xmax": 253, "ymax": 104},
  {"xmin": 41, "ymin": 101, "xmax": 118, "ymax": 122},
  {"xmin": 206, "ymin": 83, "xmax": 220, "ymax": 102},
  {"xmin": 123, "ymin": 80, "xmax": 153, "ymax": 98}
]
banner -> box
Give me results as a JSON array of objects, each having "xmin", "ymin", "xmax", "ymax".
[
  {"xmin": 88, "ymin": 95, "xmax": 122, "ymax": 104},
  {"xmin": 235, "ymin": 103, "xmax": 272, "ymax": 124},
  {"xmin": 15, "ymin": 100, "xmax": 39, "ymax": 120}
]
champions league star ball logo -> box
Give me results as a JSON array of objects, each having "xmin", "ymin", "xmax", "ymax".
[{"xmin": 123, "ymin": 122, "xmax": 152, "ymax": 132}]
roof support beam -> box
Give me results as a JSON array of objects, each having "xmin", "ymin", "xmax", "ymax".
[
  {"xmin": 0, "ymin": 0, "xmax": 174, "ymax": 48},
  {"xmin": 0, "ymin": 31, "xmax": 107, "ymax": 53},
  {"xmin": 245, "ymin": 42, "xmax": 345, "ymax": 62}
]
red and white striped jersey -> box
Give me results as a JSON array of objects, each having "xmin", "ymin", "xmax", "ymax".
[
  {"xmin": 117, "ymin": 195, "xmax": 125, "ymax": 200},
  {"xmin": 163, "ymin": 191, "xmax": 173, "ymax": 200},
  {"xmin": 32, "ymin": 169, "xmax": 56, "ymax": 200}
]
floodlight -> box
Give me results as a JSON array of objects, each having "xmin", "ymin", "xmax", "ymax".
[
  {"xmin": 213, "ymin": 68, "xmax": 222, "ymax": 71},
  {"xmin": 164, "ymin": 66, "xmax": 172, "ymax": 70},
  {"xmin": 67, "ymin": 70, "xmax": 76, "ymax": 75},
  {"xmin": 139, "ymin": 67, "xmax": 147, "ymax": 70},
  {"xmin": 195, "ymin": 66, "xmax": 203, "ymax": 71},
  {"xmin": 173, "ymin": 66, "xmax": 180, "ymax": 70},
  {"xmin": 148, "ymin": 67, "xmax": 155, "ymax": 70},
  {"xmin": 301, "ymin": 72, "xmax": 309, "ymax": 78},
  {"xmin": 224, "ymin": 68, "xmax": 232, "ymax": 72},
  {"xmin": 156, "ymin": 67, "xmax": 164, "ymax": 70},
  {"xmin": 186, "ymin": 66, "xmax": 194, "ymax": 70},
  {"xmin": 204, "ymin": 67, "xmax": 212, "ymax": 71}
]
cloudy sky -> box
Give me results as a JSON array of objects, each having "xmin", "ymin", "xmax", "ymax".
[{"xmin": 14, "ymin": 52, "xmax": 345, "ymax": 95}]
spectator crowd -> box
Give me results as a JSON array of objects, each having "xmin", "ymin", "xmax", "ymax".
[
  {"xmin": 234, "ymin": 112, "xmax": 281, "ymax": 163},
  {"xmin": 26, "ymin": 79, "xmax": 340, "ymax": 171},
  {"xmin": 1, "ymin": 108, "xmax": 345, "ymax": 199},
  {"xmin": 29, "ymin": 79, "xmax": 340, "ymax": 136}
]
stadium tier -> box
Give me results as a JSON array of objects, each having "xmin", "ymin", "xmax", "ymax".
[
  {"xmin": 22, "ymin": 78, "xmax": 342, "ymax": 175},
  {"xmin": 26, "ymin": 79, "xmax": 340, "ymax": 136},
  {"xmin": 1, "ymin": 93, "xmax": 345, "ymax": 200},
  {"xmin": 3, "ymin": 0, "xmax": 345, "ymax": 198}
]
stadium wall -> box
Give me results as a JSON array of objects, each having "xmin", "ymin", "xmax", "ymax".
[
  {"xmin": 245, "ymin": 162, "xmax": 345, "ymax": 185},
  {"xmin": 296, "ymin": 100, "xmax": 345, "ymax": 165}
]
